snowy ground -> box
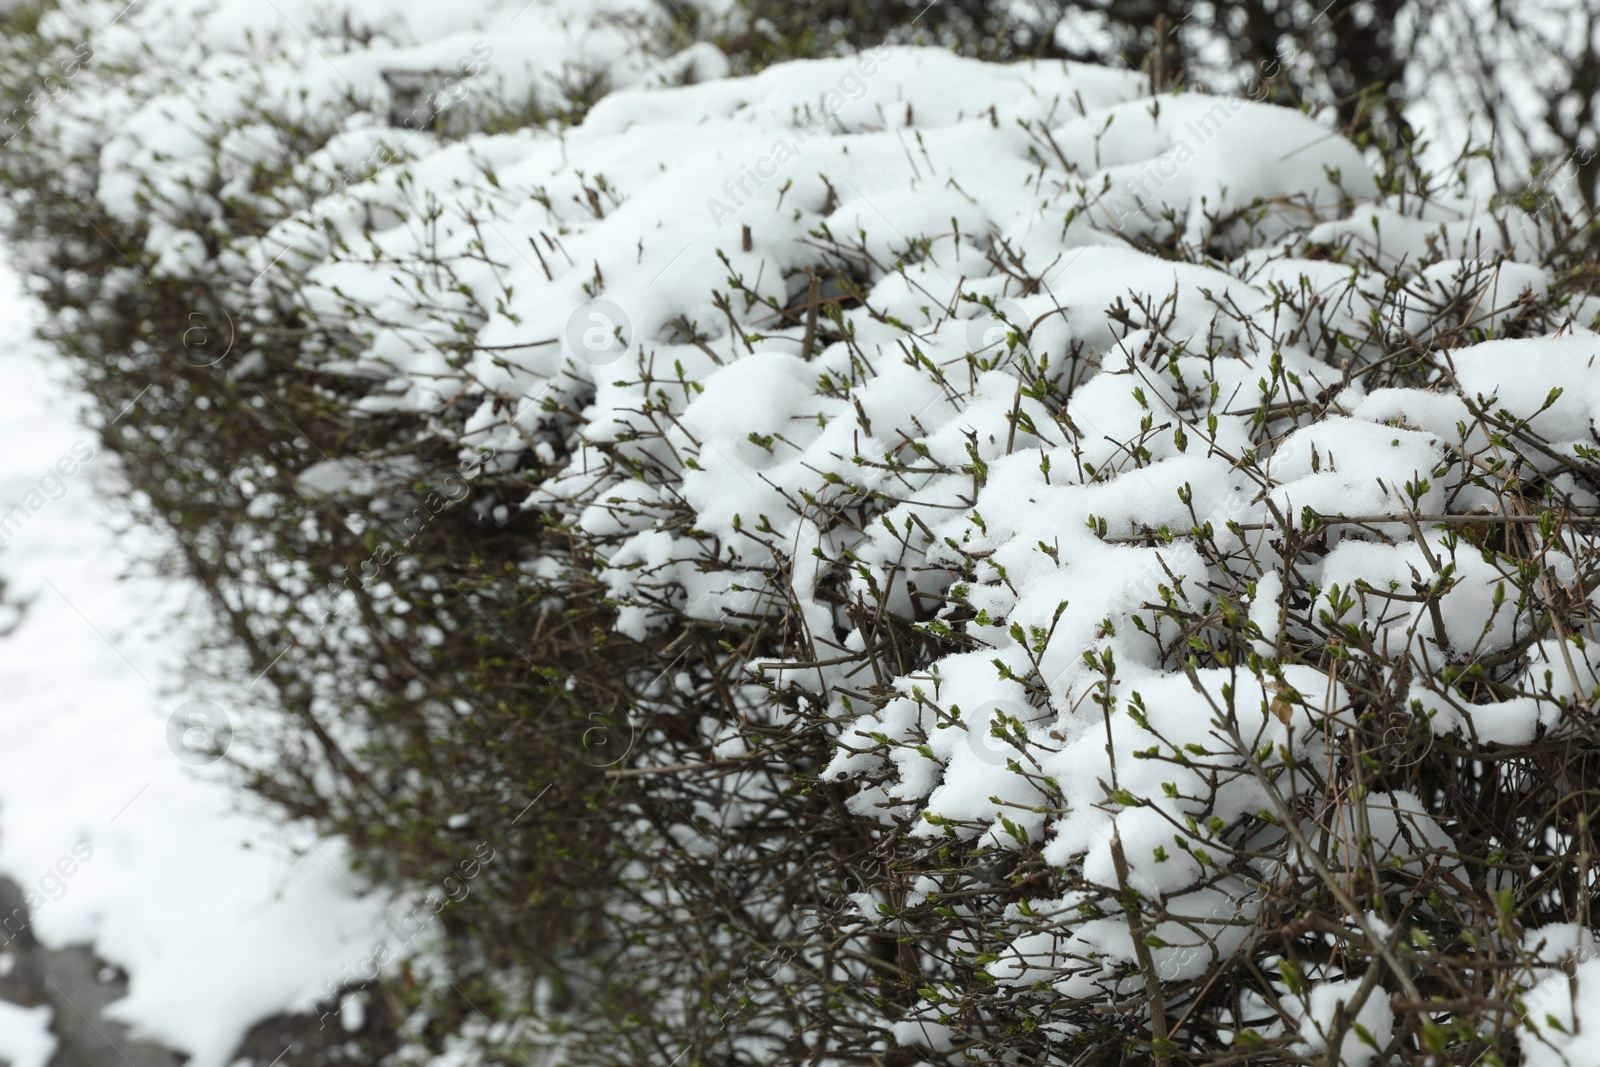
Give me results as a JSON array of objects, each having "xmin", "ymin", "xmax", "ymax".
[{"xmin": 0, "ymin": 250, "xmax": 391, "ymax": 1066}]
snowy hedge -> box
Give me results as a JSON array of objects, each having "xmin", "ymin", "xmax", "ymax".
[{"xmin": 6, "ymin": 1, "xmax": 1600, "ymax": 1065}]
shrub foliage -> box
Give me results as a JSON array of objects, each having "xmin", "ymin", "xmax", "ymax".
[{"xmin": 4, "ymin": 2, "xmax": 1600, "ymax": 1066}]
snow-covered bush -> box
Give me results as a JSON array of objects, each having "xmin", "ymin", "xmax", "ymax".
[
  {"xmin": 686, "ymin": 1, "xmax": 1600, "ymax": 222},
  {"xmin": 5, "ymin": 1, "xmax": 1600, "ymax": 1065}
]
